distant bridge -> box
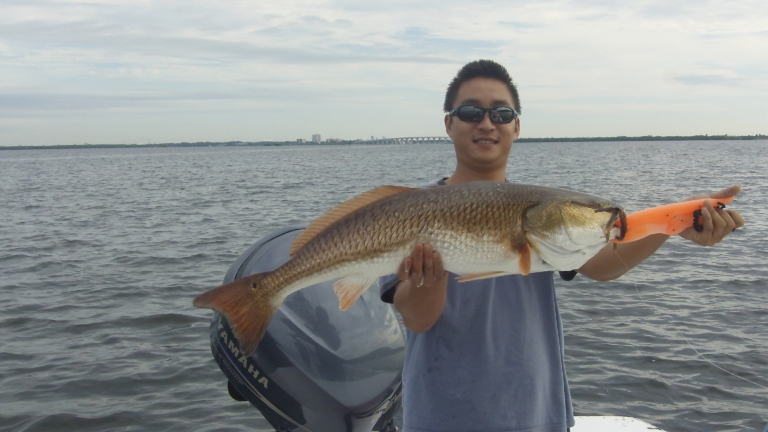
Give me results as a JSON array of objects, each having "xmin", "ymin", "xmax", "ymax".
[{"xmin": 366, "ymin": 136, "xmax": 452, "ymax": 145}]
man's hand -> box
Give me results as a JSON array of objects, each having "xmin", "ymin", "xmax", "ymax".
[
  {"xmin": 393, "ymin": 243, "xmax": 449, "ymax": 333},
  {"xmin": 578, "ymin": 185, "xmax": 746, "ymax": 281},
  {"xmin": 397, "ymin": 243, "xmax": 447, "ymax": 289},
  {"xmin": 679, "ymin": 185, "xmax": 745, "ymax": 246}
]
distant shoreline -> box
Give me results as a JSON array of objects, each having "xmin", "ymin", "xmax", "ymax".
[{"xmin": 1, "ymin": 134, "xmax": 765, "ymax": 150}]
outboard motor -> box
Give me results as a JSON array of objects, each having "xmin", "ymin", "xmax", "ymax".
[{"xmin": 208, "ymin": 226, "xmax": 405, "ymax": 432}]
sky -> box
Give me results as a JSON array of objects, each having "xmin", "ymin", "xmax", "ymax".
[{"xmin": 1, "ymin": 0, "xmax": 766, "ymax": 146}]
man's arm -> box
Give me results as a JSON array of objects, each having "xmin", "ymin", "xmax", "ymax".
[
  {"xmin": 392, "ymin": 243, "xmax": 449, "ymax": 333},
  {"xmin": 578, "ymin": 185, "xmax": 745, "ymax": 281}
]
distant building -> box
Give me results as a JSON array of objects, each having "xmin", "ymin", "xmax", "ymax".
[
  {"xmin": 297, "ymin": 138, "xmax": 306, "ymax": 143},
  {"xmin": 312, "ymin": 134, "xmax": 321, "ymax": 143}
]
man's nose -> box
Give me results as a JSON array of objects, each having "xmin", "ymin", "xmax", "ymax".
[{"xmin": 477, "ymin": 112, "xmax": 495, "ymax": 129}]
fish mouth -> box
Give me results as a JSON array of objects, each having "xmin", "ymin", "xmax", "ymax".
[{"xmin": 596, "ymin": 206, "xmax": 627, "ymax": 241}]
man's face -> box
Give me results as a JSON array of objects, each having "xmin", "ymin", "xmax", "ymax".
[{"xmin": 444, "ymin": 77, "xmax": 520, "ymax": 174}]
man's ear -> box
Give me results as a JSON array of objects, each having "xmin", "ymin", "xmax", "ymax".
[{"xmin": 444, "ymin": 114, "xmax": 453, "ymax": 135}]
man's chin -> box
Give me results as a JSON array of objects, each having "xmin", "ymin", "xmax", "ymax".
[
  {"xmin": 471, "ymin": 144, "xmax": 503, "ymax": 157},
  {"xmin": 468, "ymin": 153, "xmax": 505, "ymax": 166}
]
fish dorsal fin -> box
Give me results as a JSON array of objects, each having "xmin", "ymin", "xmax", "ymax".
[{"xmin": 290, "ymin": 185, "xmax": 415, "ymax": 256}]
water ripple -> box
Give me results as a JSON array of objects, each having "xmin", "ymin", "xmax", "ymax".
[{"xmin": 1, "ymin": 142, "xmax": 766, "ymax": 431}]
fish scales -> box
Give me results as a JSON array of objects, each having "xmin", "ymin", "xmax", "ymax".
[{"xmin": 288, "ymin": 184, "xmax": 521, "ymax": 279}]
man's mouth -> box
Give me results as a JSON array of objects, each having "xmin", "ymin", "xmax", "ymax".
[{"xmin": 473, "ymin": 137, "xmax": 497, "ymax": 144}]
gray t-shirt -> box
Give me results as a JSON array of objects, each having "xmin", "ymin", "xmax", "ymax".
[{"xmin": 380, "ymin": 180, "xmax": 576, "ymax": 432}]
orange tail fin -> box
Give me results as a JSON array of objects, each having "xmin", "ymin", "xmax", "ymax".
[
  {"xmin": 612, "ymin": 197, "xmax": 734, "ymax": 243},
  {"xmin": 193, "ymin": 272, "xmax": 278, "ymax": 357}
]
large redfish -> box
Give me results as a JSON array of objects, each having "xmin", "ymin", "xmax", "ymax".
[{"xmin": 193, "ymin": 182, "xmax": 729, "ymax": 356}]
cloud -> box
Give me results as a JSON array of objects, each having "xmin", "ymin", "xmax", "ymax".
[
  {"xmin": 498, "ymin": 21, "xmax": 546, "ymax": 30},
  {"xmin": 673, "ymin": 74, "xmax": 744, "ymax": 86},
  {"xmin": 0, "ymin": 0, "xmax": 766, "ymax": 145},
  {"xmin": 0, "ymin": 20, "xmax": 456, "ymax": 65},
  {"xmin": 0, "ymin": 90, "xmax": 276, "ymax": 112}
]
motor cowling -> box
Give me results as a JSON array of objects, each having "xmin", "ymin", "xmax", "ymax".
[{"xmin": 209, "ymin": 226, "xmax": 405, "ymax": 432}]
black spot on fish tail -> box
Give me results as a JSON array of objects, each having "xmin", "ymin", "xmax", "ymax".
[{"xmin": 717, "ymin": 202, "xmax": 726, "ymax": 209}]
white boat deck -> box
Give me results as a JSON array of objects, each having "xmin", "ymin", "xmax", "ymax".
[{"xmin": 572, "ymin": 416, "xmax": 664, "ymax": 431}]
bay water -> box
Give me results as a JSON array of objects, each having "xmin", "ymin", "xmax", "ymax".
[{"xmin": 1, "ymin": 141, "xmax": 766, "ymax": 431}]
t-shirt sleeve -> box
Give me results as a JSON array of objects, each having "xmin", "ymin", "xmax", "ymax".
[
  {"xmin": 379, "ymin": 274, "xmax": 400, "ymax": 304},
  {"xmin": 559, "ymin": 270, "xmax": 577, "ymax": 281}
]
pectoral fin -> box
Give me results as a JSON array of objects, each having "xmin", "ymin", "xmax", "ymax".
[
  {"xmin": 516, "ymin": 242, "xmax": 531, "ymax": 275},
  {"xmin": 333, "ymin": 275, "xmax": 377, "ymax": 310}
]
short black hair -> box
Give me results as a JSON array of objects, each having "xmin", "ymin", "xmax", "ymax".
[{"xmin": 443, "ymin": 59, "xmax": 521, "ymax": 114}]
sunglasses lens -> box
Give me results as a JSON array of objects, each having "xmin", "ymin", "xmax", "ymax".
[
  {"xmin": 457, "ymin": 106, "xmax": 485, "ymax": 122},
  {"xmin": 491, "ymin": 108, "xmax": 516, "ymax": 123}
]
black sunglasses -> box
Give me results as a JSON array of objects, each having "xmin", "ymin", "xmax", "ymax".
[{"xmin": 449, "ymin": 105, "xmax": 519, "ymax": 124}]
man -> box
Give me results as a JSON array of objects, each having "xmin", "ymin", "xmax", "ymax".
[{"xmin": 380, "ymin": 60, "xmax": 744, "ymax": 432}]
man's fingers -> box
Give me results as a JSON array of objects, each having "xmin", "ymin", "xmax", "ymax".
[
  {"xmin": 409, "ymin": 243, "xmax": 424, "ymax": 286},
  {"xmin": 688, "ymin": 202, "xmax": 744, "ymax": 246},
  {"xmin": 422, "ymin": 244, "xmax": 434, "ymax": 287},
  {"xmin": 708, "ymin": 184, "xmax": 741, "ymax": 199},
  {"xmin": 398, "ymin": 257, "xmax": 411, "ymax": 281},
  {"xmin": 401, "ymin": 243, "xmax": 447, "ymax": 288},
  {"xmin": 708, "ymin": 203, "xmax": 728, "ymax": 244},
  {"xmin": 707, "ymin": 203, "xmax": 726, "ymax": 246},
  {"xmin": 679, "ymin": 189, "xmax": 744, "ymax": 246},
  {"xmin": 433, "ymin": 251, "xmax": 445, "ymax": 276},
  {"xmin": 685, "ymin": 184, "xmax": 741, "ymax": 201},
  {"xmin": 402, "ymin": 243, "xmax": 447, "ymax": 288},
  {"xmin": 727, "ymin": 209, "xmax": 745, "ymax": 230},
  {"xmin": 699, "ymin": 203, "xmax": 714, "ymax": 233}
]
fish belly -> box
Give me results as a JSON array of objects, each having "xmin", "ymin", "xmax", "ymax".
[
  {"xmin": 275, "ymin": 249, "xmax": 408, "ymax": 305},
  {"xmin": 277, "ymin": 229, "xmax": 570, "ymax": 307},
  {"xmin": 436, "ymin": 234, "xmax": 557, "ymax": 276}
]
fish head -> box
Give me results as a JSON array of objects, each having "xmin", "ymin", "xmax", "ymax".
[{"xmin": 523, "ymin": 197, "xmax": 626, "ymax": 270}]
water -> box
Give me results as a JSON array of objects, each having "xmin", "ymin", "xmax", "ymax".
[{"xmin": 1, "ymin": 141, "xmax": 766, "ymax": 431}]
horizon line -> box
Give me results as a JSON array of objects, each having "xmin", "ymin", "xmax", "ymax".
[{"xmin": 1, "ymin": 134, "xmax": 766, "ymax": 150}]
